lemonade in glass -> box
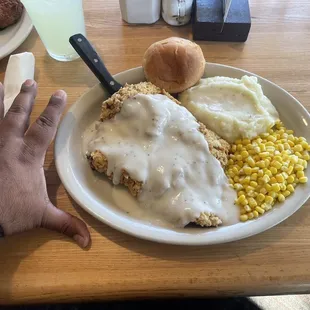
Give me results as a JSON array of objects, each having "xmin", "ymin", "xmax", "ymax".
[{"xmin": 21, "ymin": 0, "xmax": 86, "ymax": 61}]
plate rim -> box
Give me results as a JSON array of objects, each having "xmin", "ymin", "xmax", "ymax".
[
  {"xmin": 0, "ymin": 11, "xmax": 33, "ymax": 60},
  {"xmin": 55, "ymin": 63, "xmax": 310, "ymax": 245}
]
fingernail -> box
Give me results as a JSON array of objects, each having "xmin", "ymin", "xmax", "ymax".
[
  {"xmin": 73, "ymin": 234, "xmax": 88, "ymax": 248},
  {"xmin": 23, "ymin": 79, "xmax": 35, "ymax": 88},
  {"xmin": 53, "ymin": 90, "xmax": 67, "ymax": 100}
]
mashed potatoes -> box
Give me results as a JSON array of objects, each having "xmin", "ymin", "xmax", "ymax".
[{"xmin": 179, "ymin": 75, "xmax": 279, "ymax": 143}]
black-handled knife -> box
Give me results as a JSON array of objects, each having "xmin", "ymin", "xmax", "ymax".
[{"xmin": 69, "ymin": 34, "xmax": 123, "ymax": 95}]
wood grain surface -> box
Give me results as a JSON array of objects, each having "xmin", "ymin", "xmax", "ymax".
[{"xmin": 0, "ymin": 0, "xmax": 310, "ymax": 305}]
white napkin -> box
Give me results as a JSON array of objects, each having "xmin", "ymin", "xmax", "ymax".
[{"xmin": 3, "ymin": 52, "xmax": 35, "ymax": 115}]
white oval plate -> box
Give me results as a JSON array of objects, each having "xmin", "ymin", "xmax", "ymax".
[
  {"xmin": 55, "ymin": 64, "xmax": 310, "ymax": 245},
  {"xmin": 0, "ymin": 11, "xmax": 33, "ymax": 60}
]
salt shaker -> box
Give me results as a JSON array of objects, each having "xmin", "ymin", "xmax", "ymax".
[
  {"xmin": 162, "ymin": 0, "xmax": 194, "ymax": 26},
  {"xmin": 119, "ymin": 0, "xmax": 161, "ymax": 24}
]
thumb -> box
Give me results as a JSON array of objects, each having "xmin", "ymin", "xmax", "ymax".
[{"xmin": 42, "ymin": 204, "xmax": 90, "ymax": 248}]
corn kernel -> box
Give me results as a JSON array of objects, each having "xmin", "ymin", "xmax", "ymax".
[
  {"xmin": 236, "ymin": 154, "xmax": 242, "ymax": 161},
  {"xmin": 233, "ymin": 176, "xmax": 239, "ymax": 182},
  {"xmin": 287, "ymin": 184, "xmax": 295, "ymax": 193},
  {"xmin": 299, "ymin": 177, "xmax": 308, "ymax": 184},
  {"xmin": 261, "ymin": 175, "xmax": 270, "ymax": 183},
  {"xmin": 241, "ymin": 150, "xmax": 249, "ymax": 158},
  {"xmin": 256, "ymin": 206, "xmax": 265, "ymax": 214},
  {"xmin": 241, "ymin": 176, "xmax": 251, "ymax": 185},
  {"xmin": 265, "ymin": 169, "xmax": 272, "ymax": 177},
  {"xmin": 278, "ymin": 194, "xmax": 285, "ymax": 202},
  {"xmin": 265, "ymin": 184, "xmax": 272, "ymax": 191},
  {"xmin": 260, "ymin": 152, "xmax": 269, "ymax": 158},
  {"xmin": 242, "ymin": 139, "xmax": 250, "ymax": 146},
  {"xmin": 271, "ymin": 160, "xmax": 282, "ymax": 169},
  {"xmin": 287, "ymin": 175, "xmax": 295, "ymax": 183},
  {"xmin": 251, "ymin": 173, "xmax": 258, "ymax": 181},
  {"xmin": 234, "ymin": 183, "xmax": 243, "ymax": 191},
  {"xmin": 247, "ymin": 212, "xmax": 254, "ymax": 219},
  {"xmin": 269, "ymin": 191, "xmax": 277, "ymax": 198},
  {"xmin": 258, "ymin": 160, "xmax": 266, "ymax": 168},
  {"xmin": 260, "ymin": 188, "xmax": 267, "ymax": 195},
  {"xmin": 248, "ymin": 198, "xmax": 257, "ymax": 208},
  {"xmin": 240, "ymin": 214, "xmax": 249, "ymax": 222},
  {"xmin": 265, "ymin": 196, "xmax": 274, "ymax": 204},
  {"xmin": 250, "ymin": 181, "xmax": 258, "ymax": 188},
  {"xmin": 282, "ymin": 172, "xmax": 289, "ymax": 179},
  {"xmin": 246, "ymin": 157, "xmax": 256, "ymax": 167},
  {"xmin": 283, "ymin": 190, "xmax": 291, "ymax": 197},
  {"xmin": 253, "ymin": 210, "xmax": 259, "ymax": 218},
  {"xmin": 290, "ymin": 155, "xmax": 299, "ymax": 164},
  {"xmin": 275, "ymin": 174, "xmax": 284, "ymax": 183},
  {"xmin": 270, "ymin": 167, "xmax": 278, "ymax": 175},
  {"xmin": 247, "ymin": 191, "xmax": 255, "ymax": 198},
  {"xmin": 301, "ymin": 141, "xmax": 309, "ymax": 151},
  {"xmin": 267, "ymin": 135, "xmax": 277, "ymax": 142},
  {"xmin": 258, "ymin": 170, "xmax": 264, "ymax": 177},
  {"xmin": 253, "ymin": 146, "xmax": 261, "ymax": 154},
  {"xmin": 240, "ymin": 208, "xmax": 247, "ymax": 215},
  {"xmin": 243, "ymin": 205, "xmax": 251, "ymax": 213},
  {"xmin": 265, "ymin": 204, "xmax": 272, "ymax": 211},
  {"xmin": 270, "ymin": 177, "xmax": 277, "ymax": 184},
  {"xmin": 296, "ymin": 171, "xmax": 304, "ymax": 179},
  {"xmin": 245, "ymin": 186, "xmax": 255, "ymax": 193},
  {"xmin": 260, "ymin": 203, "xmax": 268, "ymax": 210},
  {"xmin": 238, "ymin": 191, "xmax": 245, "ymax": 197},
  {"xmin": 244, "ymin": 166, "xmax": 252, "ymax": 175},
  {"xmin": 232, "ymin": 167, "xmax": 239, "ymax": 175},
  {"xmin": 287, "ymin": 165, "xmax": 294, "ymax": 174},
  {"xmin": 294, "ymin": 164, "xmax": 304, "ymax": 171},
  {"xmin": 271, "ymin": 183, "xmax": 281, "ymax": 192},
  {"xmin": 288, "ymin": 134, "xmax": 295, "ymax": 141},
  {"xmin": 237, "ymin": 161, "xmax": 244, "ymax": 168},
  {"xmin": 260, "ymin": 132, "xmax": 269, "ymax": 138},
  {"xmin": 257, "ymin": 193, "xmax": 265, "ymax": 202},
  {"xmin": 293, "ymin": 145, "xmax": 303, "ymax": 152}
]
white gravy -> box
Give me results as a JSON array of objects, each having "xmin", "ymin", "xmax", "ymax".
[{"xmin": 87, "ymin": 94, "xmax": 238, "ymax": 227}]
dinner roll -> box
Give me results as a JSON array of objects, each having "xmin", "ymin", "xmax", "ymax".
[{"xmin": 142, "ymin": 37, "xmax": 205, "ymax": 93}]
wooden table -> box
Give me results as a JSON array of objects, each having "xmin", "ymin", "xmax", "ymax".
[{"xmin": 0, "ymin": 0, "xmax": 310, "ymax": 305}]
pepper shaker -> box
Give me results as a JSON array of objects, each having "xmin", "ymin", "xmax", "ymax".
[
  {"xmin": 119, "ymin": 0, "xmax": 161, "ymax": 24},
  {"xmin": 162, "ymin": 0, "xmax": 194, "ymax": 26}
]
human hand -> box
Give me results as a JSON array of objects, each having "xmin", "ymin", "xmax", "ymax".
[{"xmin": 0, "ymin": 80, "xmax": 90, "ymax": 248}]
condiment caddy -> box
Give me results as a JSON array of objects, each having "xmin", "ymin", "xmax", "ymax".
[{"xmin": 118, "ymin": 0, "xmax": 251, "ymax": 42}]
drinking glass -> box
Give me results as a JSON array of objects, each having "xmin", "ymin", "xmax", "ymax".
[{"xmin": 21, "ymin": 0, "xmax": 86, "ymax": 61}]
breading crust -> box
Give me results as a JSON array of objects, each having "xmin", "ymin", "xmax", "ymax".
[{"xmin": 89, "ymin": 82, "xmax": 231, "ymax": 227}]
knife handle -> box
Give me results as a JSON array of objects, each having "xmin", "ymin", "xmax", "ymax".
[{"xmin": 69, "ymin": 34, "xmax": 122, "ymax": 95}]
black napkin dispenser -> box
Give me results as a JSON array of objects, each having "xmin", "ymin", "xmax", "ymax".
[{"xmin": 193, "ymin": 0, "xmax": 251, "ymax": 42}]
